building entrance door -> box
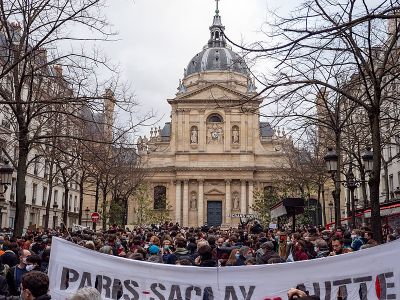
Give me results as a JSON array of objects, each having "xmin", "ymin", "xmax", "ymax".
[{"xmin": 207, "ymin": 201, "xmax": 222, "ymax": 227}]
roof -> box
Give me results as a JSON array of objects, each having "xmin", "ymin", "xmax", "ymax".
[
  {"xmin": 186, "ymin": 47, "xmax": 248, "ymax": 77},
  {"xmin": 259, "ymin": 122, "xmax": 273, "ymax": 138},
  {"xmin": 160, "ymin": 122, "xmax": 171, "ymax": 142}
]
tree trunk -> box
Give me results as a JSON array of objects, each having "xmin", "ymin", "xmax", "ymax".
[
  {"xmin": 63, "ymin": 185, "xmax": 69, "ymax": 226},
  {"xmin": 369, "ymin": 111, "xmax": 383, "ymax": 243},
  {"xmin": 14, "ymin": 146, "xmax": 28, "ymax": 236},
  {"xmin": 102, "ymin": 186, "xmax": 107, "ymax": 230},
  {"xmin": 321, "ymin": 187, "xmax": 327, "ymax": 226},
  {"xmin": 334, "ymin": 133, "xmax": 342, "ymax": 228},
  {"xmin": 93, "ymin": 178, "xmax": 100, "ymax": 231},
  {"xmin": 44, "ymin": 180, "xmax": 54, "ymax": 229},
  {"xmin": 44, "ymin": 159, "xmax": 55, "ymax": 229},
  {"xmin": 382, "ymin": 160, "xmax": 389, "ymax": 202},
  {"xmin": 316, "ymin": 184, "xmax": 321, "ymax": 226},
  {"xmin": 78, "ymin": 174, "xmax": 85, "ymax": 225}
]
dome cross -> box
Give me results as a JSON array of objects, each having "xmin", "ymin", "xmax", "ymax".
[{"xmin": 215, "ymin": 0, "xmax": 220, "ymax": 15}]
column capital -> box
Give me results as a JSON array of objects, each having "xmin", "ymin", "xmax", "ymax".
[
  {"xmin": 240, "ymin": 179, "xmax": 246, "ymax": 184},
  {"xmin": 225, "ymin": 179, "xmax": 232, "ymax": 184},
  {"xmin": 173, "ymin": 180, "xmax": 182, "ymax": 185},
  {"xmin": 198, "ymin": 179, "xmax": 205, "ymax": 183},
  {"xmin": 183, "ymin": 179, "xmax": 189, "ymax": 184}
]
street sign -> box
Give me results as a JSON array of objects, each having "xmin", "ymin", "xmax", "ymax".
[
  {"xmin": 91, "ymin": 212, "xmax": 100, "ymax": 223},
  {"xmin": 230, "ymin": 214, "xmax": 256, "ymax": 218}
]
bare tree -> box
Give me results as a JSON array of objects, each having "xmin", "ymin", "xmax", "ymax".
[
  {"xmin": 0, "ymin": 0, "xmax": 151, "ymax": 235},
  {"xmin": 226, "ymin": 1, "xmax": 400, "ymax": 242}
]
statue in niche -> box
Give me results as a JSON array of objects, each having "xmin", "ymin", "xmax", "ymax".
[
  {"xmin": 232, "ymin": 126, "xmax": 239, "ymax": 144},
  {"xmin": 190, "ymin": 192, "xmax": 197, "ymax": 209},
  {"xmin": 232, "ymin": 192, "xmax": 240, "ymax": 209},
  {"xmin": 190, "ymin": 127, "xmax": 198, "ymax": 144}
]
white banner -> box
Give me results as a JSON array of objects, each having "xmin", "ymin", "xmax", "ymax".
[{"xmin": 49, "ymin": 237, "xmax": 400, "ymax": 299}]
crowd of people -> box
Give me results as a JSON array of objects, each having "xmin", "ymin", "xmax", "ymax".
[{"xmin": 0, "ymin": 220, "xmax": 396, "ymax": 299}]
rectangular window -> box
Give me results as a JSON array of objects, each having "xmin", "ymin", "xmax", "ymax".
[
  {"xmin": 32, "ymin": 183, "xmax": 38, "ymax": 205},
  {"xmin": 33, "ymin": 159, "xmax": 39, "ymax": 176},
  {"xmin": 42, "ymin": 187, "xmax": 48, "ymax": 206},
  {"xmin": 389, "ymin": 174, "xmax": 394, "ymax": 199},
  {"xmin": 62, "ymin": 193, "xmax": 65, "ymax": 209},
  {"xmin": 388, "ymin": 146, "xmax": 392, "ymax": 160},
  {"xmin": 69, "ymin": 194, "xmax": 72, "ymax": 211},
  {"xmin": 11, "ymin": 178, "xmax": 16, "ymax": 201},
  {"xmin": 398, "ymin": 171, "xmax": 400, "ymax": 189},
  {"xmin": 74, "ymin": 196, "xmax": 78, "ymax": 212},
  {"xmin": 53, "ymin": 190, "xmax": 58, "ymax": 207}
]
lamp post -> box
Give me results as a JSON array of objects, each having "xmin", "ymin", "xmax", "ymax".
[
  {"xmin": 53, "ymin": 203, "xmax": 59, "ymax": 229},
  {"xmin": 343, "ymin": 163, "xmax": 358, "ymax": 229},
  {"xmin": 324, "ymin": 148, "xmax": 339, "ymax": 227},
  {"xmin": 84, "ymin": 207, "xmax": 90, "ymax": 227},
  {"xmin": 0, "ymin": 161, "xmax": 14, "ymax": 228},
  {"xmin": 324, "ymin": 147, "xmax": 374, "ymax": 230}
]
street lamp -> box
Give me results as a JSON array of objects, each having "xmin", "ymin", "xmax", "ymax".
[
  {"xmin": 324, "ymin": 147, "xmax": 374, "ymax": 230},
  {"xmin": 343, "ymin": 163, "xmax": 359, "ymax": 229},
  {"xmin": 324, "ymin": 148, "xmax": 338, "ymax": 175},
  {"xmin": 84, "ymin": 207, "xmax": 90, "ymax": 227},
  {"xmin": 0, "ymin": 161, "xmax": 14, "ymax": 187},
  {"xmin": 362, "ymin": 147, "xmax": 374, "ymax": 173},
  {"xmin": 0, "ymin": 161, "xmax": 14, "ymax": 228},
  {"xmin": 53, "ymin": 203, "xmax": 59, "ymax": 229},
  {"xmin": 324, "ymin": 148, "xmax": 339, "ymax": 227}
]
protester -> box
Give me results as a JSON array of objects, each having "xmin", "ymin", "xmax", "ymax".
[
  {"xmin": 21, "ymin": 271, "xmax": 51, "ymax": 300},
  {"xmin": 70, "ymin": 287, "xmax": 102, "ymax": 300},
  {"xmin": 9, "ymin": 249, "xmax": 31, "ymax": 296},
  {"xmin": 329, "ymin": 237, "xmax": 343, "ymax": 256},
  {"xmin": 287, "ymin": 287, "xmax": 320, "ymax": 300},
  {"xmin": 1, "ymin": 242, "xmax": 19, "ymax": 268}
]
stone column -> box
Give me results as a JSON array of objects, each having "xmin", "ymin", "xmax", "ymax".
[
  {"xmin": 225, "ymin": 180, "xmax": 232, "ymax": 224},
  {"xmin": 240, "ymin": 180, "xmax": 247, "ymax": 214},
  {"xmin": 248, "ymin": 181, "xmax": 254, "ymax": 213},
  {"xmin": 175, "ymin": 181, "xmax": 182, "ymax": 225},
  {"xmin": 183, "ymin": 180, "xmax": 189, "ymax": 227},
  {"xmin": 198, "ymin": 179, "xmax": 204, "ymax": 226}
]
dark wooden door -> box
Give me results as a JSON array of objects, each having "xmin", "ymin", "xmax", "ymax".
[{"xmin": 207, "ymin": 201, "xmax": 222, "ymax": 227}]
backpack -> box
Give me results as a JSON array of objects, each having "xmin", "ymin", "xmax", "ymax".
[{"xmin": 0, "ymin": 265, "xmax": 9, "ymax": 278}]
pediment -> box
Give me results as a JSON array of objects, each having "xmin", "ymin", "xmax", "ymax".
[
  {"xmin": 176, "ymin": 83, "xmax": 250, "ymax": 101},
  {"xmin": 205, "ymin": 188, "xmax": 225, "ymax": 195}
]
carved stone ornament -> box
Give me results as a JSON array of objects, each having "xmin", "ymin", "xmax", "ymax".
[
  {"xmin": 207, "ymin": 123, "xmax": 224, "ymax": 144},
  {"xmin": 190, "ymin": 192, "xmax": 197, "ymax": 210},
  {"xmin": 232, "ymin": 191, "xmax": 240, "ymax": 210}
]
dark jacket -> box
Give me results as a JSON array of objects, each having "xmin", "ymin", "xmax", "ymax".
[
  {"xmin": 166, "ymin": 248, "xmax": 192, "ymax": 264},
  {"xmin": 260, "ymin": 250, "xmax": 280, "ymax": 264},
  {"xmin": 0, "ymin": 275, "xmax": 8, "ymax": 296},
  {"xmin": 36, "ymin": 295, "xmax": 52, "ymax": 300},
  {"xmin": 234, "ymin": 255, "xmax": 246, "ymax": 266},
  {"xmin": 199, "ymin": 259, "xmax": 217, "ymax": 267}
]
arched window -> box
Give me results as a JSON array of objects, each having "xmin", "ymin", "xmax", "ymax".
[
  {"xmin": 207, "ymin": 113, "xmax": 223, "ymax": 123},
  {"xmin": 154, "ymin": 186, "xmax": 167, "ymax": 210}
]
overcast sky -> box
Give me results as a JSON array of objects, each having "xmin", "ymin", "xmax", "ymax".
[{"xmin": 102, "ymin": 0, "xmax": 291, "ymax": 136}]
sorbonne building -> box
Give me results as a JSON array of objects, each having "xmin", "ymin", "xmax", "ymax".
[{"xmin": 129, "ymin": 7, "xmax": 289, "ymax": 228}]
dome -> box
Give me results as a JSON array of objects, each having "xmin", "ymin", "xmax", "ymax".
[
  {"xmin": 186, "ymin": 47, "xmax": 248, "ymax": 77},
  {"xmin": 183, "ymin": 4, "xmax": 249, "ymax": 78}
]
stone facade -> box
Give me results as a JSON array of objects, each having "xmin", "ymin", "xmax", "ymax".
[{"xmin": 130, "ymin": 8, "xmax": 289, "ymax": 227}]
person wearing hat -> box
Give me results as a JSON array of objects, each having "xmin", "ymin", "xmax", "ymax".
[{"xmin": 147, "ymin": 245, "xmax": 162, "ymax": 263}]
